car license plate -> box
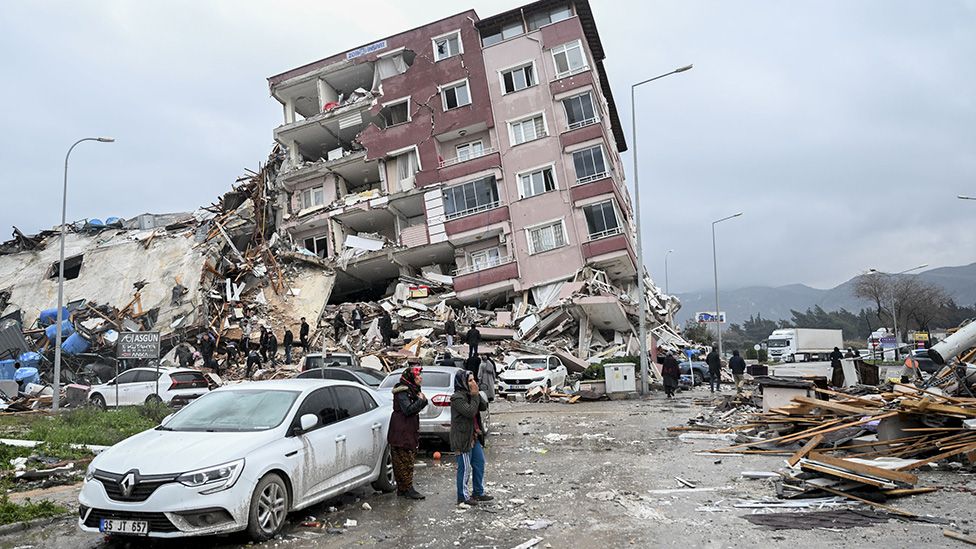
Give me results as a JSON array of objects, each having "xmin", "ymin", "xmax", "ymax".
[{"xmin": 100, "ymin": 519, "xmax": 149, "ymax": 535}]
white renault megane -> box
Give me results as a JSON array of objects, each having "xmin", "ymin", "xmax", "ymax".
[{"xmin": 78, "ymin": 379, "xmax": 395, "ymax": 541}]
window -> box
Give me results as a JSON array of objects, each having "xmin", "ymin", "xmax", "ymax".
[
  {"xmin": 380, "ymin": 99, "xmax": 409, "ymax": 127},
  {"xmin": 50, "ymin": 255, "xmax": 83, "ymax": 280},
  {"xmin": 501, "ymin": 63, "xmax": 536, "ymax": 94},
  {"xmin": 583, "ymin": 200, "xmax": 621, "ymax": 240},
  {"xmin": 482, "ymin": 21, "xmax": 525, "ymax": 47},
  {"xmin": 572, "ymin": 145, "xmax": 607, "ymax": 184},
  {"xmin": 333, "ymin": 386, "xmax": 368, "ymax": 421},
  {"xmin": 360, "ymin": 390, "xmax": 378, "ymax": 411},
  {"xmin": 134, "ymin": 370, "xmax": 160, "ymax": 383},
  {"xmin": 394, "ymin": 148, "xmax": 419, "ymax": 189},
  {"xmin": 303, "ymin": 235, "xmax": 328, "ymax": 258},
  {"xmin": 442, "ymin": 80, "xmax": 471, "ymax": 110},
  {"xmin": 300, "ymin": 186, "xmax": 324, "ymax": 210},
  {"xmin": 456, "ymin": 140, "xmax": 484, "ymax": 162},
  {"xmin": 527, "ymin": 5, "xmax": 572, "ymax": 31},
  {"xmin": 552, "ymin": 40, "xmax": 588, "ymax": 78},
  {"xmin": 548, "ymin": 357, "xmax": 562, "ymax": 370},
  {"xmin": 114, "ymin": 370, "xmax": 140, "ymax": 384},
  {"xmin": 470, "ymin": 247, "xmax": 501, "ymax": 270},
  {"xmin": 563, "ymin": 92, "xmax": 597, "ymax": 129},
  {"xmin": 510, "ymin": 114, "xmax": 547, "ymax": 145},
  {"xmin": 527, "ymin": 221, "xmax": 566, "ymax": 254},
  {"xmin": 519, "ymin": 166, "xmax": 556, "ymax": 198},
  {"xmin": 443, "ymin": 176, "xmax": 499, "ymax": 219},
  {"xmin": 433, "ymin": 31, "xmax": 462, "ymax": 61},
  {"xmin": 293, "ymin": 388, "xmax": 335, "ymax": 431}
]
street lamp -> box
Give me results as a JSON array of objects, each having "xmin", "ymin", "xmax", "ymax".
[
  {"xmin": 867, "ymin": 263, "xmax": 927, "ymax": 361},
  {"xmin": 958, "ymin": 195, "xmax": 976, "ymax": 200},
  {"xmin": 664, "ymin": 249, "xmax": 674, "ymax": 295},
  {"xmin": 53, "ymin": 137, "xmax": 115, "ymax": 411},
  {"xmin": 712, "ymin": 212, "xmax": 743, "ymax": 360},
  {"xmin": 632, "ymin": 64, "xmax": 693, "ymax": 396}
]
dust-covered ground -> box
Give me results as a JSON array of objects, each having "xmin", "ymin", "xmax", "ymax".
[{"xmin": 4, "ymin": 389, "xmax": 973, "ymax": 549}]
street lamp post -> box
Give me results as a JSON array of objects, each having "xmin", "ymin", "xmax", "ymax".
[
  {"xmin": 867, "ymin": 264, "xmax": 928, "ymax": 361},
  {"xmin": 664, "ymin": 249, "xmax": 674, "ymax": 295},
  {"xmin": 958, "ymin": 195, "xmax": 976, "ymax": 200},
  {"xmin": 632, "ymin": 64, "xmax": 693, "ymax": 396},
  {"xmin": 53, "ymin": 137, "xmax": 115, "ymax": 411},
  {"xmin": 712, "ymin": 212, "xmax": 743, "ymax": 360}
]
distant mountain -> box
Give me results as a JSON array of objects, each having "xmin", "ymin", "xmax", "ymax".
[{"xmin": 674, "ymin": 262, "xmax": 976, "ymax": 326}]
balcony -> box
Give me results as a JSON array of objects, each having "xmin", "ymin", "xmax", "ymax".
[
  {"xmin": 581, "ymin": 233, "xmax": 637, "ymax": 280},
  {"xmin": 444, "ymin": 205, "xmax": 510, "ymax": 238},
  {"xmin": 439, "ymin": 147, "xmax": 497, "ymax": 168},
  {"xmin": 559, "ymin": 118, "xmax": 603, "ymax": 150},
  {"xmin": 454, "ymin": 258, "xmax": 519, "ymax": 293},
  {"xmin": 415, "ymin": 150, "xmax": 501, "ymax": 188},
  {"xmin": 587, "ymin": 226, "xmax": 622, "ymax": 242},
  {"xmin": 454, "ymin": 254, "xmax": 514, "ymax": 276},
  {"xmin": 398, "ymin": 224, "xmax": 429, "ymax": 248}
]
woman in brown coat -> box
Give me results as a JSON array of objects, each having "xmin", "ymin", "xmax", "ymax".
[{"xmin": 387, "ymin": 367, "xmax": 428, "ymax": 499}]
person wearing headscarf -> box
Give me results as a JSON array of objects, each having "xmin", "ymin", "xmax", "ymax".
[
  {"xmin": 830, "ymin": 346, "xmax": 845, "ymax": 387},
  {"xmin": 450, "ymin": 370, "xmax": 492, "ymax": 506},
  {"xmin": 661, "ymin": 352, "xmax": 680, "ymax": 398},
  {"xmin": 388, "ymin": 366, "xmax": 428, "ymax": 500}
]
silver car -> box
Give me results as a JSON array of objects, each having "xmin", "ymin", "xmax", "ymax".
[{"xmin": 377, "ymin": 366, "xmax": 489, "ymax": 444}]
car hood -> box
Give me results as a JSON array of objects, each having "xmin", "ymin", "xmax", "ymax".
[
  {"xmin": 92, "ymin": 428, "xmax": 278, "ymax": 475},
  {"xmin": 499, "ymin": 369, "xmax": 546, "ymax": 380}
]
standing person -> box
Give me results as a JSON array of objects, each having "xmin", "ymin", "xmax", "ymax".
[
  {"xmin": 662, "ymin": 352, "xmax": 680, "ymax": 398},
  {"xmin": 388, "ymin": 367, "xmax": 428, "ymax": 500},
  {"xmin": 351, "ymin": 307, "xmax": 364, "ymax": 331},
  {"xmin": 445, "ymin": 317, "xmax": 457, "ymax": 347},
  {"xmin": 267, "ymin": 331, "xmax": 279, "ymax": 365},
  {"xmin": 176, "ymin": 342, "xmax": 194, "ymax": 369},
  {"xmin": 241, "ymin": 313, "xmax": 253, "ymax": 353},
  {"xmin": 332, "ymin": 313, "xmax": 344, "ymax": 342},
  {"xmin": 465, "ymin": 355, "xmax": 480, "ymax": 378},
  {"xmin": 283, "ymin": 329, "xmax": 294, "ymax": 364},
  {"xmin": 478, "ymin": 357, "xmax": 496, "ymax": 402},
  {"xmin": 465, "ymin": 324, "xmax": 481, "ymax": 358},
  {"xmin": 845, "ymin": 348, "xmax": 857, "ymax": 359},
  {"xmin": 451, "ymin": 370, "xmax": 492, "ymax": 506},
  {"xmin": 245, "ymin": 349, "xmax": 262, "ymax": 379},
  {"xmin": 706, "ymin": 345, "xmax": 722, "ymax": 394},
  {"xmin": 729, "ymin": 350, "xmax": 747, "ymax": 393},
  {"xmin": 830, "ymin": 346, "xmax": 845, "ymax": 387},
  {"xmin": 379, "ymin": 311, "xmax": 394, "ymax": 347},
  {"xmin": 299, "ymin": 318, "xmax": 310, "ymax": 352},
  {"xmin": 200, "ymin": 333, "xmax": 216, "ymax": 370},
  {"xmin": 258, "ymin": 325, "xmax": 268, "ymax": 362}
]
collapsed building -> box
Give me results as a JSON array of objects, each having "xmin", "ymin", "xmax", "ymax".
[{"xmin": 0, "ymin": 0, "xmax": 684, "ymax": 394}]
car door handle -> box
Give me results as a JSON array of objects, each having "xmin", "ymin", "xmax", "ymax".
[
  {"xmin": 371, "ymin": 423, "xmax": 381, "ymax": 431},
  {"xmin": 335, "ymin": 435, "xmax": 346, "ymax": 442}
]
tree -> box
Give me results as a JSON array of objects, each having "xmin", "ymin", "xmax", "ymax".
[
  {"xmin": 853, "ymin": 272, "xmax": 954, "ymax": 337},
  {"xmin": 682, "ymin": 319, "xmax": 714, "ymax": 346}
]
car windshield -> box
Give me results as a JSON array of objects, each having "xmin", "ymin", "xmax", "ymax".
[
  {"xmin": 379, "ymin": 371, "xmax": 452, "ymax": 389},
  {"xmin": 355, "ymin": 369, "xmax": 385, "ymax": 387},
  {"xmin": 767, "ymin": 339, "xmax": 789, "ymax": 348},
  {"xmin": 162, "ymin": 390, "xmax": 299, "ymax": 432},
  {"xmin": 511, "ymin": 358, "xmax": 547, "ymax": 370}
]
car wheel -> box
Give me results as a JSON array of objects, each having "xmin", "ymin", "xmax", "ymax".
[
  {"xmin": 90, "ymin": 394, "xmax": 107, "ymax": 410},
  {"xmin": 246, "ymin": 473, "xmax": 289, "ymax": 542},
  {"xmin": 371, "ymin": 445, "xmax": 396, "ymax": 493},
  {"xmin": 546, "ymin": 379, "xmax": 552, "ymax": 389},
  {"xmin": 693, "ymin": 372, "xmax": 703, "ymax": 386},
  {"xmin": 144, "ymin": 394, "xmax": 163, "ymax": 405}
]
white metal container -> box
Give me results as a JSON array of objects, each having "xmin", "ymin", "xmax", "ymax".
[{"xmin": 603, "ymin": 363, "xmax": 636, "ymax": 394}]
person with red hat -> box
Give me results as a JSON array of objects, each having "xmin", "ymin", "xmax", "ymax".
[{"xmin": 388, "ymin": 366, "xmax": 428, "ymax": 499}]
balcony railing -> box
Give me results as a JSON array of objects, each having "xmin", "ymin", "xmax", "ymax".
[
  {"xmin": 567, "ymin": 117, "xmax": 598, "ymax": 131},
  {"xmin": 453, "ymin": 254, "xmax": 515, "ymax": 276},
  {"xmin": 588, "ymin": 226, "xmax": 622, "ymax": 241},
  {"xmin": 444, "ymin": 200, "xmax": 500, "ymax": 221},
  {"xmin": 575, "ymin": 171, "xmax": 609, "ymax": 186},
  {"xmin": 439, "ymin": 147, "xmax": 497, "ymax": 168}
]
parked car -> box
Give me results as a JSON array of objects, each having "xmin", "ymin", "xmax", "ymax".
[
  {"xmin": 78, "ymin": 379, "xmax": 394, "ymax": 541},
  {"xmin": 433, "ymin": 353, "xmax": 499, "ymax": 374},
  {"xmin": 678, "ymin": 361, "xmax": 710, "ymax": 386},
  {"xmin": 295, "ymin": 367, "xmax": 386, "ymax": 388},
  {"xmin": 87, "ymin": 368, "xmax": 211, "ymax": 409},
  {"xmin": 376, "ymin": 366, "xmax": 489, "ymax": 443},
  {"xmin": 300, "ymin": 352, "xmax": 356, "ymax": 372},
  {"xmin": 497, "ymin": 355, "xmax": 567, "ymax": 395},
  {"xmin": 909, "ymin": 349, "xmax": 940, "ymax": 374}
]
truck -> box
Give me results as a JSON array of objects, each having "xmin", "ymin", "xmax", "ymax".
[{"xmin": 766, "ymin": 328, "xmax": 844, "ymax": 363}]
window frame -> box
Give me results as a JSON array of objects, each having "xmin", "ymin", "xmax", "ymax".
[
  {"xmin": 389, "ymin": 145, "xmax": 420, "ymax": 186},
  {"xmin": 562, "ymin": 91, "xmax": 599, "ymax": 130},
  {"xmin": 440, "ymin": 79, "xmax": 472, "ymax": 111},
  {"xmin": 551, "ymin": 40, "xmax": 589, "ymax": 79},
  {"xmin": 380, "ymin": 97, "xmax": 411, "ymax": 127},
  {"xmin": 572, "ymin": 144, "xmax": 609, "ymax": 185},
  {"xmin": 432, "ymin": 30, "xmax": 464, "ymax": 62},
  {"xmin": 499, "ymin": 60, "xmax": 538, "ymax": 95},
  {"xmin": 469, "ymin": 246, "xmax": 502, "ymax": 271},
  {"xmin": 455, "ymin": 140, "xmax": 485, "ymax": 162},
  {"xmin": 525, "ymin": 219, "xmax": 569, "ymax": 255},
  {"xmin": 517, "ymin": 163, "xmax": 558, "ymax": 199},
  {"xmin": 442, "ymin": 176, "xmax": 500, "ymax": 220},
  {"xmin": 508, "ymin": 112, "xmax": 548, "ymax": 146},
  {"xmin": 582, "ymin": 199, "xmax": 622, "ymax": 241},
  {"xmin": 302, "ymin": 234, "xmax": 328, "ymax": 258}
]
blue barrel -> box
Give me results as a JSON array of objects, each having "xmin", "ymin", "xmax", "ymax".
[
  {"xmin": 14, "ymin": 367, "xmax": 39, "ymax": 386},
  {"xmin": 17, "ymin": 352, "xmax": 41, "ymax": 370},
  {"xmin": 61, "ymin": 332, "xmax": 90, "ymax": 354},
  {"xmin": 38, "ymin": 307, "xmax": 68, "ymax": 326},
  {"xmin": 88, "ymin": 218, "xmax": 104, "ymax": 227},
  {"xmin": 105, "ymin": 217, "xmax": 122, "ymax": 225},
  {"xmin": 0, "ymin": 360, "xmax": 16, "ymax": 381},
  {"xmin": 44, "ymin": 320, "xmax": 73, "ymax": 341}
]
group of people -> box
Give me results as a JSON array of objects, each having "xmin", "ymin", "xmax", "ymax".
[{"xmin": 659, "ymin": 344, "xmax": 749, "ymax": 398}]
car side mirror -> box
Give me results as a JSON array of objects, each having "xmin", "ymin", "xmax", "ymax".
[{"xmin": 296, "ymin": 413, "xmax": 318, "ymax": 435}]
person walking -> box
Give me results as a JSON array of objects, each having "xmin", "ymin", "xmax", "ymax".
[
  {"xmin": 729, "ymin": 350, "xmax": 747, "ymax": 393},
  {"xmin": 388, "ymin": 367, "xmax": 428, "ymax": 500},
  {"xmin": 379, "ymin": 311, "xmax": 394, "ymax": 347},
  {"xmin": 283, "ymin": 329, "xmax": 294, "ymax": 364},
  {"xmin": 830, "ymin": 346, "xmax": 845, "ymax": 387},
  {"xmin": 267, "ymin": 331, "xmax": 278, "ymax": 365},
  {"xmin": 451, "ymin": 370, "xmax": 492, "ymax": 506},
  {"xmin": 332, "ymin": 313, "xmax": 344, "ymax": 342},
  {"xmin": 258, "ymin": 325, "xmax": 269, "ymax": 362},
  {"xmin": 478, "ymin": 357, "xmax": 496, "ymax": 402},
  {"xmin": 351, "ymin": 307, "xmax": 364, "ymax": 331},
  {"xmin": 445, "ymin": 317, "xmax": 457, "ymax": 347},
  {"xmin": 465, "ymin": 324, "xmax": 481, "ymax": 358},
  {"xmin": 706, "ymin": 345, "xmax": 722, "ymax": 393},
  {"xmin": 662, "ymin": 352, "xmax": 680, "ymax": 398},
  {"xmin": 200, "ymin": 333, "xmax": 216, "ymax": 370},
  {"xmin": 299, "ymin": 318, "xmax": 310, "ymax": 352}
]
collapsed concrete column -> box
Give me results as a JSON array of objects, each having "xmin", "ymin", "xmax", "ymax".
[{"xmin": 317, "ymin": 78, "xmax": 338, "ymax": 111}]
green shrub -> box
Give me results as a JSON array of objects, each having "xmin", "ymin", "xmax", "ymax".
[
  {"xmin": 0, "ymin": 495, "xmax": 67, "ymax": 525},
  {"xmin": 23, "ymin": 405, "xmax": 169, "ymax": 447}
]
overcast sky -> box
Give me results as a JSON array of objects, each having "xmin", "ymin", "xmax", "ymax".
[{"xmin": 1, "ymin": 0, "xmax": 973, "ymax": 293}]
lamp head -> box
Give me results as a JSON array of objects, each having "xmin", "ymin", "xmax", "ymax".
[
  {"xmin": 96, "ymin": 137, "xmax": 115, "ymax": 143},
  {"xmin": 675, "ymin": 64, "xmax": 693, "ymax": 73}
]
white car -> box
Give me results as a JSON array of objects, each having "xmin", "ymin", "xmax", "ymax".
[
  {"xmin": 78, "ymin": 379, "xmax": 395, "ymax": 541},
  {"xmin": 497, "ymin": 355, "xmax": 568, "ymax": 395},
  {"xmin": 88, "ymin": 367, "xmax": 211, "ymax": 409}
]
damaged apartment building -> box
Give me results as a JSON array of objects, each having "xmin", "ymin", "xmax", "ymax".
[{"xmin": 269, "ymin": 0, "xmax": 648, "ymax": 318}]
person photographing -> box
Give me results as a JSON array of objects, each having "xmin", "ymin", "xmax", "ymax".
[{"xmin": 451, "ymin": 370, "xmax": 492, "ymax": 506}]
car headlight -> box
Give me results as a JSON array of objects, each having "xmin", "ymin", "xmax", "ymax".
[
  {"xmin": 85, "ymin": 463, "xmax": 95, "ymax": 482},
  {"xmin": 532, "ymin": 376, "xmax": 545, "ymax": 382},
  {"xmin": 177, "ymin": 459, "xmax": 244, "ymax": 495}
]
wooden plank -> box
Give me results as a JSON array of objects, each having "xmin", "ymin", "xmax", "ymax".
[
  {"xmin": 792, "ymin": 396, "xmax": 874, "ymax": 415},
  {"xmin": 944, "ymin": 530, "xmax": 976, "ymax": 546},
  {"xmin": 775, "ymin": 411, "xmax": 900, "ymax": 446},
  {"xmin": 799, "ymin": 461, "xmax": 894, "ymax": 488},
  {"xmin": 807, "ymin": 452, "xmax": 918, "ymax": 485},
  {"xmin": 896, "ymin": 442, "xmax": 976, "ymax": 471},
  {"xmin": 812, "ymin": 386, "xmax": 883, "ymax": 406},
  {"xmin": 787, "ymin": 434, "xmax": 824, "ymax": 467},
  {"xmin": 881, "ymin": 487, "xmax": 938, "ymax": 498},
  {"xmin": 812, "ymin": 484, "xmax": 916, "ymax": 517},
  {"xmin": 901, "ymin": 399, "xmax": 976, "ymax": 418}
]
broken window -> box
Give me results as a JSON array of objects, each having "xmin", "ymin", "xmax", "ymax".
[
  {"xmin": 519, "ymin": 166, "xmax": 557, "ymax": 198},
  {"xmin": 510, "ymin": 114, "xmax": 547, "ymax": 145},
  {"xmin": 573, "ymin": 145, "xmax": 608, "ymax": 184},
  {"xmin": 501, "ymin": 63, "xmax": 536, "ymax": 94},
  {"xmin": 469, "ymin": 247, "xmax": 502, "ymax": 271},
  {"xmin": 455, "ymin": 140, "xmax": 484, "ymax": 162},
  {"xmin": 441, "ymin": 80, "xmax": 471, "ymax": 110},
  {"xmin": 394, "ymin": 148, "xmax": 420, "ymax": 190},
  {"xmin": 433, "ymin": 31, "xmax": 462, "ymax": 61},
  {"xmin": 50, "ymin": 255, "xmax": 83, "ymax": 280},
  {"xmin": 380, "ymin": 99, "xmax": 410, "ymax": 127},
  {"xmin": 481, "ymin": 21, "xmax": 524, "ymax": 47},
  {"xmin": 443, "ymin": 176, "xmax": 499, "ymax": 219},
  {"xmin": 552, "ymin": 40, "xmax": 588, "ymax": 78},
  {"xmin": 563, "ymin": 92, "xmax": 597, "ymax": 129},
  {"xmin": 300, "ymin": 186, "xmax": 325, "ymax": 210},
  {"xmin": 303, "ymin": 235, "xmax": 329, "ymax": 258},
  {"xmin": 584, "ymin": 200, "xmax": 621, "ymax": 240},
  {"xmin": 527, "ymin": 221, "xmax": 566, "ymax": 254},
  {"xmin": 526, "ymin": 5, "xmax": 572, "ymax": 31}
]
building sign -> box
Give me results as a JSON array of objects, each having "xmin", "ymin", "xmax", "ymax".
[
  {"xmin": 879, "ymin": 336, "xmax": 896, "ymax": 349},
  {"xmin": 695, "ymin": 312, "xmax": 726, "ymax": 324},
  {"xmin": 117, "ymin": 331, "xmax": 160, "ymax": 360},
  {"xmin": 912, "ymin": 332, "xmax": 929, "ymax": 342},
  {"xmin": 347, "ymin": 40, "xmax": 387, "ymax": 60}
]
